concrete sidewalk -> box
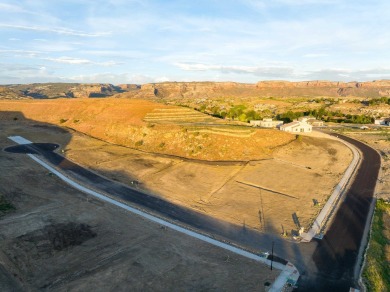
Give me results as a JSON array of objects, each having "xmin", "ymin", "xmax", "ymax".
[
  {"xmin": 300, "ymin": 133, "xmax": 361, "ymax": 242},
  {"xmin": 269, "ymin": 261, "xmax": 300, "ymax": 291}
]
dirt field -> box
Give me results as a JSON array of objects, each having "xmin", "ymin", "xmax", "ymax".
[
  {"xmin": 0, "ymin": 121, "xmax": 280, "ymax": 291},
  {"xmin": 0, "ymin": 116, "xmax": 352, "ymax": 238}
]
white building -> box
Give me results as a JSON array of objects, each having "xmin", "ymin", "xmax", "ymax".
[
  {"xmin": 250, "ymin": 118, "xmax": 284, "ymax": 128},
  {"xmin": 280, "ymin": 121, "xmax": 312, "ymax": 133},
  {"xmin": 374, "ymin": 117, "xmax": 390, "ymax": 126},
  {"xmin": 298, "ymin": 116, "xmax": 324, "ymax": 127}
]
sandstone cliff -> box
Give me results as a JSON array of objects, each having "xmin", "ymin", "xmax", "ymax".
[
  {"xmin": 0, "ymin": 86, "xmax": 30, "ymax": 100},
  {"xmin": 4, "ymin": 80, "xmax": 390, "ymax": 100},
  {"xmin": 6, "ymin": 83, "xmax": 125, "ymax": 99},
  {"xmin": 119, "ymin": 80, "xmax": 390, "ymax": 99}
]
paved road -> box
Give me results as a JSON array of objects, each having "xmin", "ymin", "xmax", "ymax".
[
  {"xmin": 5, "ymin": 133, "xmax": 381, "ymax": 291},
  {"xmin": 297, "ymin": 133, "xmax": 381, "ymax": 290}
]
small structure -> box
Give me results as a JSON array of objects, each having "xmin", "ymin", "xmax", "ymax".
[
  {"xmin": 307, "ymin": 118, "xmax": 324, "ymax": 127},
  {"xmin": 280, "ymin": 121, "xmax": 312, "ymax": 133},
  {"xmin": 250, "ymin": 118, "xmax": 284, "ymax": 128},
  {"xmin": 298, "ymin": 116, "xmax": 324, "ymax": 127},
  {"xmin": 374, "ymin": 117, "xmax": 390, "ymax": 126}
]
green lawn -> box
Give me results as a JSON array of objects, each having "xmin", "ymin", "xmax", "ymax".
[{"xmin": 363, "ymin": 199, "xmax": 390, "ymax": 291}]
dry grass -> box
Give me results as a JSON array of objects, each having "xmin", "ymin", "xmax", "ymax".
[
  {"xmin": 0, "ymin": 122, "xmax": 280, "ymax": 291},
  {"xmin": 363, "ymin": 200, "xmax": 390, "ymax": 292},
  {"xmin": 0, "ymin": 98, "xmax": 295, "ymax": 161}
]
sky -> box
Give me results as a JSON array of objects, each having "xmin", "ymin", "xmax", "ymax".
[{"xmin": 0, "ymin": 0, "xmax": 389, "ymax": 84}]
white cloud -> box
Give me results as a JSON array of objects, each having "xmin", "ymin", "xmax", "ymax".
[
  {"xmin": 66, "ymin": 73, "xmax": 166, "ymax": 84},
  {"xmin": 175, "ymin": 63, "xmax": 294, "ymax": 77},
  {"xmin": 45, "ymin": 57, "xmax": 92, "ymax": 65},
  {"xmin": 0, "ymin": 49, "xmax": 42, "ymax": 57},
  {"xmin": 44, "ymin": 56, "xmax": 122, "ymax": 66},
  {"xmin": 0, "ymin": 3, "xmax": 28, "ymax": 13},
  {"xmin": 303, "ymin": 68, "xmax": 390, "ymax": 81},
  {"xmin": 0, "ymin": 23, "xmax": 109, "ymax": 37},
  {"xmin": 303, "ymin": 53, "xmax": 329, "ymax": 58}
]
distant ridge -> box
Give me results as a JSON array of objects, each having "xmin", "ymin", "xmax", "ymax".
[{"xmin": 1, "ymin": 80, "xmax": 389, "ymax": 99}]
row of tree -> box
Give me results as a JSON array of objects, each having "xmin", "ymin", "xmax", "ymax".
[{"xmin": 197, "ymin": 104, "xmax": 374, "ymax": 124}]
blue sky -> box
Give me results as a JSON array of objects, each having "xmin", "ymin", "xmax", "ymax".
[{"xmin": 0, "ymin": 0, "xmax": 389, "ymax": 84}]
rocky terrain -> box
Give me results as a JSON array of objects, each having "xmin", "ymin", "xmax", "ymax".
[
  {"xmin": 0, "ymin": 87, "xmax": 28, "ymax": 100},
  {"xmin": 1, "ymin": 80, "xmax": 389, "ymax": 100},
  {"xmin": 119, "ymin": 80, "xmax": 390, "ymax": 99},
  {"xmin": 3, "ymin": 83, "xmax": 125, "ymax": 99}
]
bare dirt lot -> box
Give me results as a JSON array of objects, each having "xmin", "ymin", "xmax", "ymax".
[{"xmin": 0, "ymin": 121, "xmax": 280, "ymax": 291}]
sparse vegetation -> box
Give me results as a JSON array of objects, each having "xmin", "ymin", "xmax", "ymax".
[
  {"xmin": 363, "ymin": 199, "xmax": 390, "ymax": 291},
  {"xmin": 0, "ymin": 195, "xmax": 14, "ymax": 214},
  {"xmin": 135, "ymin": 140, "xmax": 144, "ymax": 147},
  {"xmin": 60, "ymin": 118, "xmax": 68, "ymax": 123}
]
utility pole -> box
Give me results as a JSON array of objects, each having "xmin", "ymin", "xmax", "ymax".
[{"xmin": 270, "ymin": 241, "xmax": 274, "ymax": 271}]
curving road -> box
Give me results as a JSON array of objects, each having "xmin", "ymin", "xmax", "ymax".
[{"xmin": 5, "ymin": 132, "xmax": 381, "ymax": 291}]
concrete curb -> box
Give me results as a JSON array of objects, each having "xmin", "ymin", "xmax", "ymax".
[
  {"xmin": 300, "ymin": 133, "xmax": 362, "ymax": 242},
  {"xmin": 269, "ymin": 262, "xmax": 300, "ymax": 291}
]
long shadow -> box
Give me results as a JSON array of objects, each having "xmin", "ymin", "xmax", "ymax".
[
  {"xmin": 1, "ymin": 112, "xmax": 307, "ymax": 270},
  {"xmin": 10, "ymin": 112, "xmax": 379, "ymax": 290},
  {"xmin": 5, "ymin": 139, "xmax": 294, "ymax": 258}
]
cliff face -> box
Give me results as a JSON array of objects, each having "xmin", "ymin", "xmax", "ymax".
[
  {"xmin": 256, "ymin": 80, "xmax": 390, "ymax": 88},
  {"xmin": 3, "ymin": 80, "xmax": 390, "ymax": 99},
  {"xmin": 6, "ymin": 83, "xmax": 125, "ymax": 99},
  {"xmin": 118, "ymin": 80, "xmax": 390, "ymax": 99},
  {"xmin": 122, "ymin": 82, "xmax": 257, "ymax": 99},
  {"xmin": 0, "ymin": 86, "xmax": 29, "ymax": 100},
  {"xmin": 69, "ymin": 84, "xmax": 122, "ymax": 98}
]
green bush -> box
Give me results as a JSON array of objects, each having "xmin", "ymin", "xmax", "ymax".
[{"xmin": 135, "ymin": 140, "xmax": 143, "ymax": 147}]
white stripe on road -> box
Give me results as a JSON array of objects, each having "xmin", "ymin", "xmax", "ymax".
[{"xmin": 8, "ymin": 136, "xmax": 32, "ymax": 144}]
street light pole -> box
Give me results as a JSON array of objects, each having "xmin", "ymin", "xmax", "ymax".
[{"xmin": 271, "ymin": 241, "xmax": 274, "ymax": 270}]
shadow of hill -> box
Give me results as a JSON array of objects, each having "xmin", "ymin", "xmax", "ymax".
[{"xmin": 1, "ymin": 111, "xmax": 311, "ymax": 288}]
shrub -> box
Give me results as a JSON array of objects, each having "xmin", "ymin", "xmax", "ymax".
[
  {"xmin": 135, "ymin": 140, "xmax": 143, "ymax": 147},
  {"xmin": 59, "ymin": 118, "xmax": 68, "ymax": 123}
]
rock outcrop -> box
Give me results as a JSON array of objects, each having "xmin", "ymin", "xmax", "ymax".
[
  {"xmin": 7, "ymin": 83, "xmax": 125, "ymax": 99},
  {"xmin": 3, "ymin": 80, "xmax": 390, "ymax": 100},
  {"xmin": 0, "ymin": 87, "xmax": 30, "ymax": 99},
  {"xmin": 118, "ymin": 80, "xmax": 390, "ymax": 99}
]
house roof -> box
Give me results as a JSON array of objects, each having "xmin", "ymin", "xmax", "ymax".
[
  {"xmin": 280, "ymin": 121, "xmax": 300, "ymax": 128},
  {"xmin": 307, "ymin": 118, "xmax": 321, "ymax": 122}
]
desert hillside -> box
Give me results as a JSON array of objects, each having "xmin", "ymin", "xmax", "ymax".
[
  {"xmin": 0, "ymin": 99, "xmax": 295, "ymax": 161},
  {"xmin": 119, "ymin": 80, "xmax": 390, "ymax": 99},
  {"xmin": 1, "ymin": 80, "xmax": 389, "ymax": 100},
  {"xmin": 3, "ymin": 83, "xmax": 124, "ymax": 99},
  {"xmin": 0, "ymin": 87, "xmax": 28, "ymax": 100}
]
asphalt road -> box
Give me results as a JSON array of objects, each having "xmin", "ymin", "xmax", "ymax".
[{"xmin": 4, "ymin": 133, "xmax": 381, "ymax": 291}]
